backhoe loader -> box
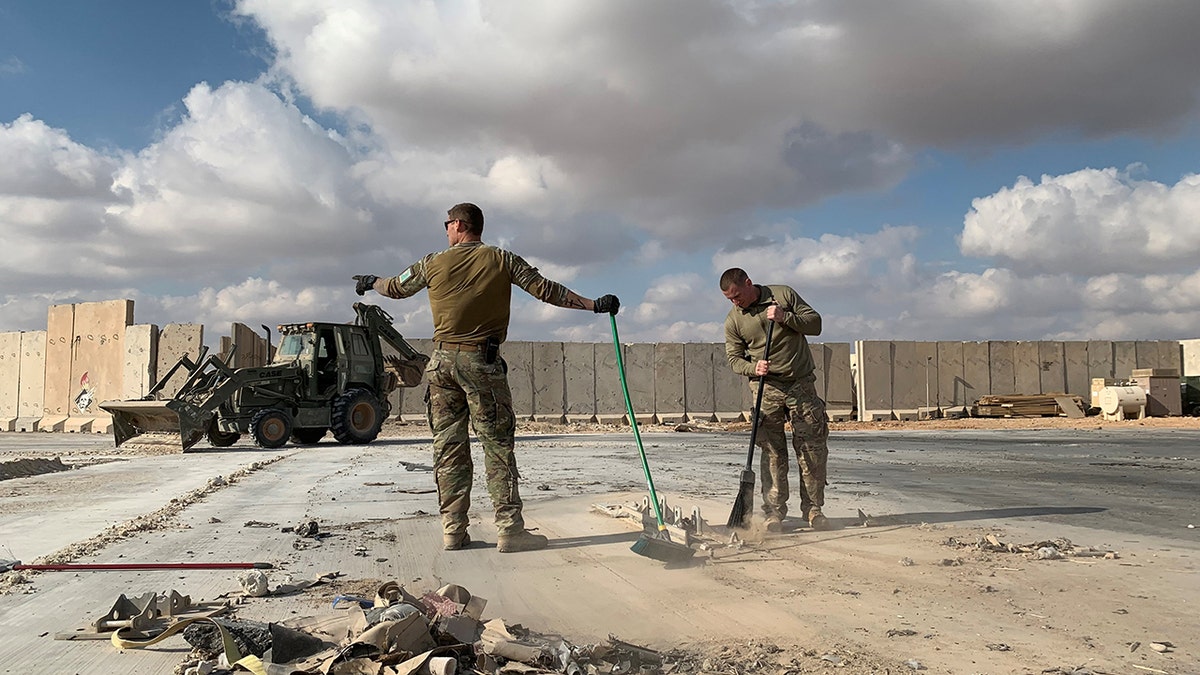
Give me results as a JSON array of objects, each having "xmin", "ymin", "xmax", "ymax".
[{"xmin": 100, "ymin": 303, "xmax": 428, "ymax": 451}]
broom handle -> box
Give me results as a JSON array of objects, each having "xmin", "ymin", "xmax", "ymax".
[
  {"xmin": 742, "ymin": 320, "xmax": 775, "ymax": 472},
  {"xmin": 610, "ymin": 314, "xmax": 668, "ymax": 530}
]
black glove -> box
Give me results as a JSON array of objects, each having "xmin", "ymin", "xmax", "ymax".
[
  {"xmin": 593, "ymin": 294, "xmax": 620, "ymax": 315},
  {"xmin": 353, "ymin": 274, "xmax": 379, "ymax": 296}
]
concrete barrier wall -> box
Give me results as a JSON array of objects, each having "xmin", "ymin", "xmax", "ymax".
[
  {"xmin": 229, "ymin": 323, "xmax": 271, "ymax": 368},
  {"xmin": 41, "ymin": 304, "xmax": 75, "ymax": 431},
  {"xmin": 1182, "ymin": 339, "xmax": 1200, "ymax": 377},
  {"xmin": 15, "ymin": 331, "xmax": 46, "ymax": 431},
  {"xmin": 65, "ymin": 299, "xmax": 134, "ymax": 432},
  {"xmin": 2, "ymin": 302, "xmax": 1195, "ymax": 433},
  {"xmin": 156, "ymin": 323, "xmax": 205, "ymax": 399},
  {"xmin": 379, "ymin": 339, "xmax": 855, "ymax": 424},
  {"xmin": 0, "ymin": 333, "xmax": 20, "ymax": 430},
  {"xmin": 850, "ymin": 339, "xmax": 1189, "ymax": 420},
  {"xmin": 123, "ymin": 325, "xmax": 158, "ymax": 400}
]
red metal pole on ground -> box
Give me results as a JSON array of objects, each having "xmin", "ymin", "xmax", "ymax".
[{"xmin": 2, "ymin": 560, "xmax": 273, "ymax": 572}]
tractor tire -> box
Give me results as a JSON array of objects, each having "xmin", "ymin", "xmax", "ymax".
[
  {"xmin": 331, "ymin": 389, "xmax": 383, "ymax": 445},
  {"xmin": 291, "ymin": 428, "xmax": 327, "ymax": 445},
  {"xmin": 250, "ymin": 409, "xmax": 293, "ymax": 449},
  {"xmin": 206, "ymin": 426, "xmax": 241, "ymax": 448}
]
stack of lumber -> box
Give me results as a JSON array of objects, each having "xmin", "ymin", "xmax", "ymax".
[{"xmin": 974, "ymin": 394, "xmax": 1086, "ymax": 418}]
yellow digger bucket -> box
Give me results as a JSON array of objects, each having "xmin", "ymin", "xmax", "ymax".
[{"xmin": 99, "ymin": 399, "xmax": 213, "ymax": 452}]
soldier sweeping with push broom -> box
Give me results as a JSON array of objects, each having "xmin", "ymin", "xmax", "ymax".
[
  {"xmin": 720, "ymin": 267, "xmax": 831, "ymax": 532},
  {"xmin": 354, "ymin": 202, "xmax": 619, "ymax": 553}
]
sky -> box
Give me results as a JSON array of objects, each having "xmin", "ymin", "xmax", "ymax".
[{"xmin": 3, "ymin": 0, "xmax": 1200, "ymax": 347}]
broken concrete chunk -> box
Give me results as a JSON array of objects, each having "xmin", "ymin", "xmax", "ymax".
[
  {"xmin": 238, "ymin": 569, "xmax": 270, "ymax": 597},
  {"xmin": 1036, "ymin": 546, "xmax": 1062, "ymax": 560}
]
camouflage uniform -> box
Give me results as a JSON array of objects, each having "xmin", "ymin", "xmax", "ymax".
[
  {"xmin": 426, "ymin": 349, "xmax": 522, "ymax": 535},
  {"xmin": 725, "ymin": 284, "xmax": 830, "ymax": 522},
  {"xmin": 379, "ymin": 242, "xmax": 573, "ymax": 538}
]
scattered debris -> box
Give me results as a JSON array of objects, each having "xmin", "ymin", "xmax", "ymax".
[
  {"xmin": 986, "ymin": 643, "xmax": 1011, "ymax": 651},
  {"xmin": 975, "ymin": 394, "xmax": 1085, "ymax": 417},
  {"xmin": 943, "ymin": 534, "xmax": 1119, "ymax": 560},
  {"xmin": 1037, "ymin": 546, "xmax": 1062, "ymax": 560},
  {"xmin": 242, "ymin": 520, "xmax": 277, "ymax": 528},
  {"xmin": 1149, "ymin": 641, "xmax": 1174, "ymax": 653},
  {"xmin": 238, "ymin": 571, "xmax": 340, "ymax": 598},
  {"xmin": 905, "ymin": 658, "xmax": 926, "ymax": 670},
  {"xmin": 899, "ymin": 557, "xmax": 915, "ymax": 566},
  {"xmin": 887, "ymin": 629, "xmax": 918, "ymax": 638}
]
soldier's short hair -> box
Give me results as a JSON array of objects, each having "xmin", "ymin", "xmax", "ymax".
[
  {"xmin": 719, "ymin": 267, "xmax": 749, "ymax": 291},
  {"xmin": 448, "ymin": 203, "xmax": 484, "ymax": 235}
]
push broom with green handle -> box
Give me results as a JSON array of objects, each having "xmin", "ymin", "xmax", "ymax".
[{"xmin": 609, "ymin": 314, "xmax": 695, "ymax": 564}]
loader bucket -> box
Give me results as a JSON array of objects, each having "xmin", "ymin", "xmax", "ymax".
[{"xmin": 99, "ymin": 399, "xmax": 213, "ymax": 452}]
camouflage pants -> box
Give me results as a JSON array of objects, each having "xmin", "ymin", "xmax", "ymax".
[
  {"xmin": 750, "ymin": 374, "xmax": 829, "ymax": 520},
  {"xmin": 425, "ymin": 349, "xmax": 524, "ymax": 537}
]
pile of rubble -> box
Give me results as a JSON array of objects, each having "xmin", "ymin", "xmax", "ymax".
[
  {"xmin": 155, "ymin": 580, "xmax": 687, "ymax": 675},
  {"xmin": 942, "ymin": 534, "xmax": 1119, "ymax": 560}
]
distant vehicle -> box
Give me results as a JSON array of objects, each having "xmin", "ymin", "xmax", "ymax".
[
  {"xmin": 101, "ymin": 303, "xmax": 428, "ymax": 451},
  {"xmin": 1182, "ymin": 376, "xmax": 1200, "ymax": 417}
]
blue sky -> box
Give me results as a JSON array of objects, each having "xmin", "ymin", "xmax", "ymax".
[{"xmin": 3, "ymin": 1, "xmax": 1200, "ymax": 347}]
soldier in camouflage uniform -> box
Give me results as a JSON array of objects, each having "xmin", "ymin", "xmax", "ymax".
[
  {"xmin": 354, "ymin": 203, "xmax": 619, "ymax": 553},
  {"xmin": 720, "ymin": 267, "xmax": 831, "ymax": 532}
]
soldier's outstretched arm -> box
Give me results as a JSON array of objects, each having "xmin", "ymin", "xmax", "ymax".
[{"xmin": 508, "ymin": 251, "xmax": 619, "ymax": 314}]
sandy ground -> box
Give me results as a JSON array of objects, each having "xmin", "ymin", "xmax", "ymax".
[{"xmin": 0, "ymin": 417, "xmax": 1197, "ymax": 674}]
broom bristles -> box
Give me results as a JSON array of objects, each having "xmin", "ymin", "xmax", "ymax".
[{"xmin": 726, "ymin": 479, "xmax": 755, "ymax": 528}]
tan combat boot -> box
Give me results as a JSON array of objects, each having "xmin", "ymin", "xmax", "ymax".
[
  {"xmin": 497, "ymin": 530, "xmax": 548, "ymax": 553},
  {"xmin": 443, "ymin": 531, "xmax": 471, "ymax": 551},
  {"xmin": 763, "ymin": 514, "xmax": 783, "ymax": 533},
  {"xmin": 808, "ymin": 509, "xmax": 831, "ymax": 531}
]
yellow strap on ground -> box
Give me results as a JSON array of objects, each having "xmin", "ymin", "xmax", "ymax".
[
  {"xmin": 111, "ymin": 616, "xmax": 244, "ymax": 665},
  {"xmin": 233, "ymin": 654, "xmax": 268, "ymax": 674}
]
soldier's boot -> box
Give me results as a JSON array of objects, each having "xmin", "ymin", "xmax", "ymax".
[
  {"xmin": 497, "ymin": 529, "xmax": 548, "ymax": 553},
  {"xmin": 763, "ymin": 513, "xmax": 783, "ymax": 533},
  {"xmin": 808, "ymin": 507, "xmax": 831, "ymax": 531},
  {"xmin": 443, "ymin": 531, "xmax": 472, "ymax": 551}
]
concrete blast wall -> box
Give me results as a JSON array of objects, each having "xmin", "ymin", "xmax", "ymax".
[
  {"xmin": 155, "ymin": 324, "xmax": 204, "ymax": 398},
  {"xmin": 852, "ymin": 339, "xmax": 1188, "ymax": 420},
  {"xmin": 389, "ymin": 340, "xmax": 855, "ymax": 424},
  {"xmin": 123, "ymin": 325, "xmax": 158, "ymax": 400},
  {"xmin": 65, "ymin": 299, "xmax": 134, "ymax": 433},
  {"xmin": 15, "ymin": 332, "xmax": 46, "ymax": 431},
  {"xmin": 0, "ymin": 333, "xmax": 20, "ymax": 430},
  {"xmin": 3, "ymin": 302, "xmax": 1196, "ymax": 433}
]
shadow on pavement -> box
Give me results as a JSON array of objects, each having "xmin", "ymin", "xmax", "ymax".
[
  {"xmin": 831, "ymin": 505, "xmax": 1106, "ymax": 529},
  {"xmin": 545, "ymin": 530, "xmax": 642, "ymax": 551}
]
